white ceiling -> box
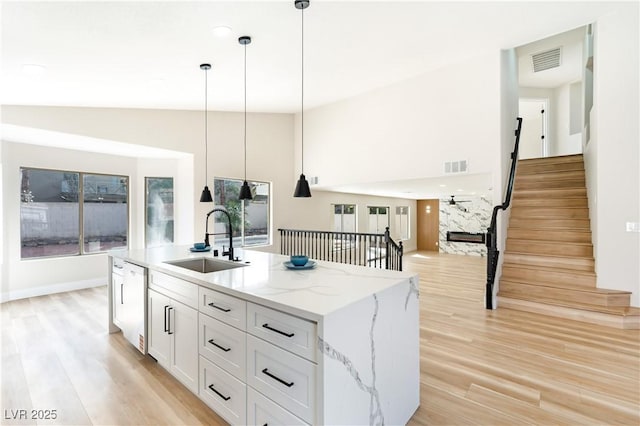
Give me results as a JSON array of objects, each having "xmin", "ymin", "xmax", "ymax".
[{"xmin": 0, "ymin": 1, "xmax": 622, "ymax": 200}]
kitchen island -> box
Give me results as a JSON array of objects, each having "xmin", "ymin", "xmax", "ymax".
[{"xmin": 109, "ymin": 245, "xmax": 420, "ymax": 425}]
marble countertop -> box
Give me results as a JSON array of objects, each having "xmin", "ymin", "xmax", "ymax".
[{"xmin": 110, "ymin": 245, "xmax": 417, "ymax": 321}]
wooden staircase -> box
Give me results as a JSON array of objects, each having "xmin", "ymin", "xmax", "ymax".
[{"xmin": 498, "ymin": 154, "xmax": 640, "ymax": 329}]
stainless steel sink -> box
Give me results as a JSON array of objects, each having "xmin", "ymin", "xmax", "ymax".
[{"xmin": 164, "ymin": 258, "xmax": 246, "ymax": 273}]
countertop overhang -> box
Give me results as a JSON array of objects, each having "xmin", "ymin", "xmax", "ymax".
[{"xmin": 109, "ymin": 245, "xmax": 417, "ymax": 321}]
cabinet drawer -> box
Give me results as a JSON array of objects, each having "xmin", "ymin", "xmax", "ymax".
[
  {"xmin": 149, "ymin": 271, "xmax": 198, "ymax": 309},
  {"xmin": 247, "ymin": 387, "xmax": 309, "ymax": 426},
  {"xmin": 199, "ymin": 356, "xmax": 246, "ymax": 426},
  {"xmin": 247, "ymin": 335, "xmax": 316, "ymax": 424},
  {"xmin": 199, "ymin": 313, "xmax": 246, "ymax": 381},
  {"xmin": 247, "ymin": 302, "xmax": 317, "ymax": 362},
  {"xmin": 200, "ymin": 287, "xmax": 246, "ymax": 331}
]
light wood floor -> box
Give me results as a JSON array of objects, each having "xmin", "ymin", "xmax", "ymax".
[{"xmin": 1, "ymin": 252, "xmax": 638, "ymax": 425}]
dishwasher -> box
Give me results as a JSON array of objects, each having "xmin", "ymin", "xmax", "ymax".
[{"xmin": 122, "ymin": 262, "xmax": 147, "ymax": 354}]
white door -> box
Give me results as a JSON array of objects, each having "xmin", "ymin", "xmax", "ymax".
[
  {"xmin": 147, "ymin": 289, "xmax": 171, "ymax": 368},
  {"xmin": 518, "ymin": 99, "xmax": 547, "ymax": 159},
  {"xmin": 170, "ymin": 300, "xmax": 199, "ymax": 393}
]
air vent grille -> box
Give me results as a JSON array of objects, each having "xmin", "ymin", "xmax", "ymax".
[
  {"xmin": 444, "ymin": 160, "xmax": 468, "ymax": 174},
  {"xmin": 532, "ymin": 47, "xmax": 562, "ymax": 72}
]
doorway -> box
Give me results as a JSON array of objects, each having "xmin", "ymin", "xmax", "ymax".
[
  {"xmin": 417, "ymin": 199, "xmax": 439, "ymax": 251},
  {"xmin": 519, "ymin": 98, "xmax": 548, "ymax": 159}
]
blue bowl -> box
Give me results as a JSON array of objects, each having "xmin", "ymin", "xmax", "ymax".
[
  {"xmin": 290, "ymin": 255, "xmax": 309, "ymax": 266},
  {"xmin": 193, "ymin": 242, "xmax": 207, "ymax": 250}
]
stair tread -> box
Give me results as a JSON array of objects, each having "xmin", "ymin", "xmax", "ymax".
[
  {"xmin": 517, "ymin": 154, "xmax": 584, "ymax": 164},
  {"xmin": 506, "ymin": 238, "xmax": 593, "ymax": 246},
  {"xmin": 504, "ymin": 251, "xmax": 594, "ymax": 261},
  {"xmin": 502, "ymin": 262, "xmax": 596, "ymax": 277},
  {"xmin": 498, "ymin": 294, "xmax": 640, "ymax": 316},
  {"xmin": 498, "ymin": 279, "xmax": 630, "ymax": 295}
]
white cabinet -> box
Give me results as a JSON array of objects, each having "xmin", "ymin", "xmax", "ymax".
[
  {"xmin": 247, "ymin": 387, "xmax": 309, "ymax": 426},
  {"xmin": 112, "ymin": 259, "xmax": 147, "ymax": 354},
  {"xmin": 147, "ymin": 288, "xmax": 171, "ymax": 367},
  {"xmin": 246, "ymin": 334, "xmax": 316, "ymax": 424},
  {"xmin": 148, "ymin": 271, "xmax": 199, "ymax": 394}
]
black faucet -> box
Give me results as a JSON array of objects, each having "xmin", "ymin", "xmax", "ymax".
[{"xmin": 204, "ymin": 208, "xmax": 235, "ymax": 261}]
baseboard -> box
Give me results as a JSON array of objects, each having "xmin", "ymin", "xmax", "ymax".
[{"xmin": 0, "ymin": 277, "xmax": 106, "ymax": 303}]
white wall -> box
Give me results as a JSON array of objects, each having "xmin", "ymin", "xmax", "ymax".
[
  {"xmin": 1, "ymin": 142, "xmax": 140, "ymax": 301},
  {"xmin": 298, "ymin": 52, "xmax": 504, "ymax": 189},
  {"xmin": 554, "ymin": 82, "xmax": 583, "ymax": 156},
  {"xmin": 586, "ymin": 5, "xmax": 640, "ymax": 307},
  {"xmin": 1, "ymin": 106, "xmax": 295, "ymax": 249},
  {"xmin": 497, "ymin": 48, "xmax": 521, "ymax": 308}
]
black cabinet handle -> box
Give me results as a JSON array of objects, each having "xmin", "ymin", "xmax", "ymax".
[
  {"xmin": 208, "ymin": 302, "xmax": 231, "ymax": 313},
  {"xmin": 208, "ymin": 384, "xmax": 231, "ymax": 401},
  {"xmin": 261, "ymin": 368, "xmax": 294, "ymax": 388},
  {"xmin": 262, "ymin": 323, "xmax": 294, "ymax": 338},
  {"xmin": 167, "ymin": 307, "xmax": 173, "ymax": 335},
  {"xmin": 163, "ymin": 305, "xmax": 169, "ymax": 332},
  {"xmin": 208, "ymin": 339, "xmax": 231, "ymax": 352},
  {"xmin": 113, "ymin": 264, "xmax": 124, "ymax": 269}
]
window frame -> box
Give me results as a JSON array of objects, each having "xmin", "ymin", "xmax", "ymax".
[
  {"xmin": 213, "ymin": 177, "xmax": 271, "ymax": 248},
  {"xmin": 20, "ymin": 166, "xmax": 130, "ymax": 260},
  {"xmin": 395, "ymin": 205, "xmax": 410, "ymax": 241},
  {"xmin": 367, "ymin": 206, "xmax": 390, "ymax": 234}
]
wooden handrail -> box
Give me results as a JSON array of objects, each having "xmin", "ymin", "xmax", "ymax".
[{"xmin": 486, "ymin": 117, "xmax": 523, "ymax": 309}]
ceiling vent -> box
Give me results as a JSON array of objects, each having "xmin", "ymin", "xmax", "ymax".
[
  {"xmin": 444, "ymin": 160, "xmax": 468, "ymax": 174},
  {"xmin": 532, "ymin": 47, "xmax": 562, "ymax": 72}
]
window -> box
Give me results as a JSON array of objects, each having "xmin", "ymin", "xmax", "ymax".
[
  {"xmin": 213, "ymin": 178, "xmax": 270, "ymax": 247},
  {"xmin": 332, "ymin": 204, "xmax": 356, "ymax": 250},
  {"xmin": 368, "ymin": 206, "xmax": 389, "ymax": 234},
  {"xmin": 145, "ymin": 177, "xmax": 174, "ymax": 247},
  {"xmin": 20, "ymin": 168, "xmax": 128, "ymax": 259},
  {"xmin": 333, "ymin": 204, "xmax": 356, "ymax": 233},
  {"xmin": 395, "ymin": 206, "xmax": 410, "ymax": 240}
]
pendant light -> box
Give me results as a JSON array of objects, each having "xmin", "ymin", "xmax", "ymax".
[
  {"xmin": 199, "ymin": 63, "xmax": 213, "ymax": 202},
  {"xmin": 238, "ymin": 36, "xmax": 253, "ymax": 201},
  {"xmin": 293, "ymin": 0, "xmax": 312, "ymax": 198}
]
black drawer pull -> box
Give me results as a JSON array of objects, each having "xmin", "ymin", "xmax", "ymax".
[
  {"xmin": 208, "ymin": 339, "xmax": 231, "ymax": 352},
  {"xmin": 208, "ymin": 302, "xmax": 231, "ymax": 313},
  {"xmin": 208, "ymin": 384, "xmax": 231, "ymax": 401},
  {"xmin": 167, "ymin": 307, "xmax": 173, "ymax": 335},
  {"xmin": 262, "ymin": 323, "xmax": 294, "ymax": 338},
  {"xmin": 262, "ymin": 368, "xmax": 294, "ymax": 388}
]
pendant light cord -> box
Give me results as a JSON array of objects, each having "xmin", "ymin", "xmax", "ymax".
[
  {"xmin": 301, "ymin": 5, "xmax": 305, "ymax": 174},
  {"xmin": 204, "ymin": 67, "xmax": 209, "ymax": 184},
  {"xmin": 244, "ymin": 42, "xmax": 248, "ymax": 181}
]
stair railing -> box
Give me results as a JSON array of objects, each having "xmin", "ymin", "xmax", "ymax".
[
  {"xmin": 278, "ymin": 227, "xmax": 403, "ymax": 271},
  {"xmin": 486, "ymin": 117, "xmax": 523, "ymax": 309}
]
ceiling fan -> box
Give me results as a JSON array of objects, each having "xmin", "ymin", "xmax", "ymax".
[{"xmin": 446, "ymin": 195, "xmax": 471, "ymax": 205}]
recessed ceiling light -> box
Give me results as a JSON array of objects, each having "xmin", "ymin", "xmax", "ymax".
[
  {"xmin": 212, "ymin": 26, "xmax": 232, "ymax": 37},
  {"xmin": 439, "ymin": 184, "xmax": 446, "ymax": 187},
  {"xmin": 457, "ymin": 188, "xmax": 464, "ymax": 192},
  {"xmin": 22, "ymin": 64, "xmax": 46, "ymax": 76}
]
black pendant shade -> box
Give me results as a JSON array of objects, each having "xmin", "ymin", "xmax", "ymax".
[
  {"xmin": 293, "ymin": 174, "xmax": 312, "ymax": 198},
  {"xmin": 200, "ymin": 185, "xmax": 213, "ymax": 202},
  {"xmin": 239, "ymin": 180, "xmax": 252, "ymax": 200}
]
